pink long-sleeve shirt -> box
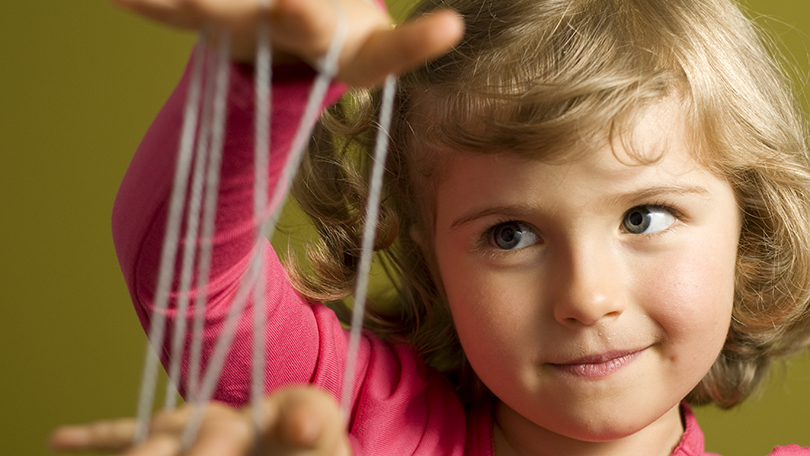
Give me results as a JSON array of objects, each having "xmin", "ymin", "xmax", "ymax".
[{"xmin": 112, "ymin": 49, "xmax": 809, "ymax": 456}]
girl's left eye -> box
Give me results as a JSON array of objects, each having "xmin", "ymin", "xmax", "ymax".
[
  {"xmin": 489, "ymin": 221, "xmax": 538, "ymax": 250},
  {"xmin": 622, "ymin": 205, "xmax": 676, "ymax": 235}
]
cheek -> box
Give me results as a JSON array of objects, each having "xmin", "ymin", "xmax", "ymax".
[
  {"xmin": 643, "ymin": 242, "xmax": 736, "ymax": 364},
  {"xmin": 444, "ymin": 269, "xmax": 510, "ymax": 345},
  {"xmin": 440, "ymin": 255, "xmax": 536, "ymax": 365}
]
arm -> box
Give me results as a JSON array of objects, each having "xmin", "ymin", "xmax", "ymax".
[
  {"xmin": 112, "ymin": 53, "xmax": 346, "ymax": 405},
  {"xmin": 111, "ymin": 0, "xmax": 463, "ymax": 406}
]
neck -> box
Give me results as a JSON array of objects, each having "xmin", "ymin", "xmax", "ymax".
[{"xmin": 493, "ymin": 401, "xmax": 684, "ymax": 456}]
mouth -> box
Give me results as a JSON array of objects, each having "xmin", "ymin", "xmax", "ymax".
[{"xmin": 548, "ymin": 348, "xmax": 647, "ymax": 379}]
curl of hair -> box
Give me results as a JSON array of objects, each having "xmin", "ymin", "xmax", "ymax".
[{"xmin": 289, "ymin": 0, "xmax": 810, "ymax": 408}]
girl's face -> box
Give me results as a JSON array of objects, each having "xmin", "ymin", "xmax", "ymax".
[{"xmin": 431, "ymin": 99, "xmax": 740, "ymax": 453}]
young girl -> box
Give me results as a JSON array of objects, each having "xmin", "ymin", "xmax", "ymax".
[{"xmin": 51, "ymin": 0, "xmax": 810, "ymax": 454}]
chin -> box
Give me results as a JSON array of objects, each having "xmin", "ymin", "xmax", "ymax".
[
  {"xmin": 532, "ymin": 398, "xmax": 681, "ymax": 446},
  {"xmin": 551, "ymin": 415, "xmax": 645, "ymax": 442}
]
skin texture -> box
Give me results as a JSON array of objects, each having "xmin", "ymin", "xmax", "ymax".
[{"xmin": 431, "ymin": 98, "xmax": 741, "ymax": 456}]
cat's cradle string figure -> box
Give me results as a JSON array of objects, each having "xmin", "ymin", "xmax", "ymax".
[{"xmin": 124, "ymin": 0, "xmax": 400, "ymax": 447}]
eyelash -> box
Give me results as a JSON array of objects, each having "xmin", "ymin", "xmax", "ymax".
[
  {"xmin": 624, "ymin": 201, "xmax": 683, "ymax": 231},
  {"xmin": 477, "ymin": 219, "xmax": 539, "ymax": 252},
  {"xmin": 639, "ymin": 200, "xmax": 682, "ymax": 217}
]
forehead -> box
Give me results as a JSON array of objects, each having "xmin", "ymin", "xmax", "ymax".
[{"xmin": 427, "ymin": 94, "xmax": 701, "ymax": 182}]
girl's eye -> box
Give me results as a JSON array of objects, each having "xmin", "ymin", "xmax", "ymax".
[
  {"xmin": 622, "ymin": 205, "xmax": 676, "ymax": 235},
  {"xmin": 489, "ymin": 221, "xmax": 538, "ymax": 250}
]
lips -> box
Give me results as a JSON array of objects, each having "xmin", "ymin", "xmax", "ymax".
[{"xmin": 548, "ymin": 348, "xmax": 646, "ymax": 378}]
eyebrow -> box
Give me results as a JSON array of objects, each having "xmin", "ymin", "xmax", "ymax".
[
  {"xmin": 603, "ymin": 184, "xmax": 710, "ymax": 207},
  {"xmin": 449, "ymin": 184, "xmax": 710, "ymax": 230},
  {"xmin": 450, "ymin": 205, "xmax": 537, "ymax": 230}
]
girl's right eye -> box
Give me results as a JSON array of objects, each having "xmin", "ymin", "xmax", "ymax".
[{"xmin": 489, "ymin": 221, "xmax": 538, "ymax": 250}]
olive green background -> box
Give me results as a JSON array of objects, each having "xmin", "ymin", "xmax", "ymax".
[{"xmin": 1, "ymin": 1, "xmax": 808, "ymax": 455}]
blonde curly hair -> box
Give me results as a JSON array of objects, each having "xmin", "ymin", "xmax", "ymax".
[{"xmin": 289, "ymin": 0, "xmax": 810, "ymax": 408}]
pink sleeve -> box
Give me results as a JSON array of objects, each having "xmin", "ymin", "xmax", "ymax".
[
  {"xmin": 111, "ymin": 49, "xmax": 347, "ymax": 405},
  {"xmin": 111, "ymin": 49, "xmax": 469, "ymax": 454},
  {"xmin": 770, "ymin": 446, "xmax": 810, "ymax": 455}
]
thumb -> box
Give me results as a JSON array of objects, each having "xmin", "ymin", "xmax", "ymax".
[{"xmin": 338, "ymin": 9, "xmax": 464, "ymax": 87}]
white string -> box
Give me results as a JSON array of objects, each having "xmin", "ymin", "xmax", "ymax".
[
  {"xmin": 261, "ymin": 0, "xmax": 347, "ymax": 238},
  {"xmin": 337, "ymin": 0, "xmax": 395, "ymax": 420},
  {"xmin": 339, "ymin": 74, "xmax": 397, "ymax": 421},
  {"xmin": 181, "ymin": 269, "xmax": 258, "ymax": 447},
  {"xmin": 180, "ymin": 1, "xmax": 349, "ymax": 444},
  {"xmin": 187, "ymin": 32, "xmax": 231, "ymax": 405},
  {"xmin": 134, "ymin": 35, "xmax": 207, "ymax": 443},
  {"xmin": 164, "ymin": 39, "xmax": 220, "ymax": 411},
  {"xmin": 250, "ymin": 14, "xmax": 272, "ymax": 434}
]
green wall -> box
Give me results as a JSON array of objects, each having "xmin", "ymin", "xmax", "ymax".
[{"xmin": 1, "ymin": 1, "xmax": 808, "ymax": 454}]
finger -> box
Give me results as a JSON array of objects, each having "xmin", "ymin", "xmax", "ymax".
[
  {"xmin": 266, "ymin": 0, "xmax": 393, "ymax": 70},
  {"xmin": 150, "ymin": 405, "xmax": 193, "ymax": 434},
  {"xmin": 332, "ymin": 434, "xmax": 352, "ymax": 456},
  {"xmin": 50, "ymin": 418, "xmax": 138, "ymax": 452},
  {"xmin": 267, "ymin": 0, "xmax": 340, "ymax": 56},
  {"xmin": 269, "ymin": 387, "xmax": 349, "ymax": 454},
  {"xmin": 110, "ymin": 0, "xmax": 391, "ymax": 68},
  {"xmin": 110, "ymin": 0, "xmax": 261, "ymax": 30},
  {"xmin": 278, "ymin": 397, "xmax": 325, "ymax": 449},
  {"xmin": 185, "ymin": 405, "xmax": 254, "ymax": 456},
  {"xmin": 339, "ymin": 9, "xmax": 465, "ymax": 86},
  {"xmin": 120, "ymin": 434, "xmax": 182, "ymax": 456}
]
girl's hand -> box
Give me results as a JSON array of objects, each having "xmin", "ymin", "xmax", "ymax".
[
  {"xmin": 111, "ymin": 0, "xmax": 464, "ymax": 87},
  {"xmin": 50, "ymin": 386, "xmax": 351, "ymax": 456}
]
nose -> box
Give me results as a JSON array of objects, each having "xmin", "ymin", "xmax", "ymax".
[{"xmin": 550, "ymin": 240, "xmax": 626, "ymax": 327}]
